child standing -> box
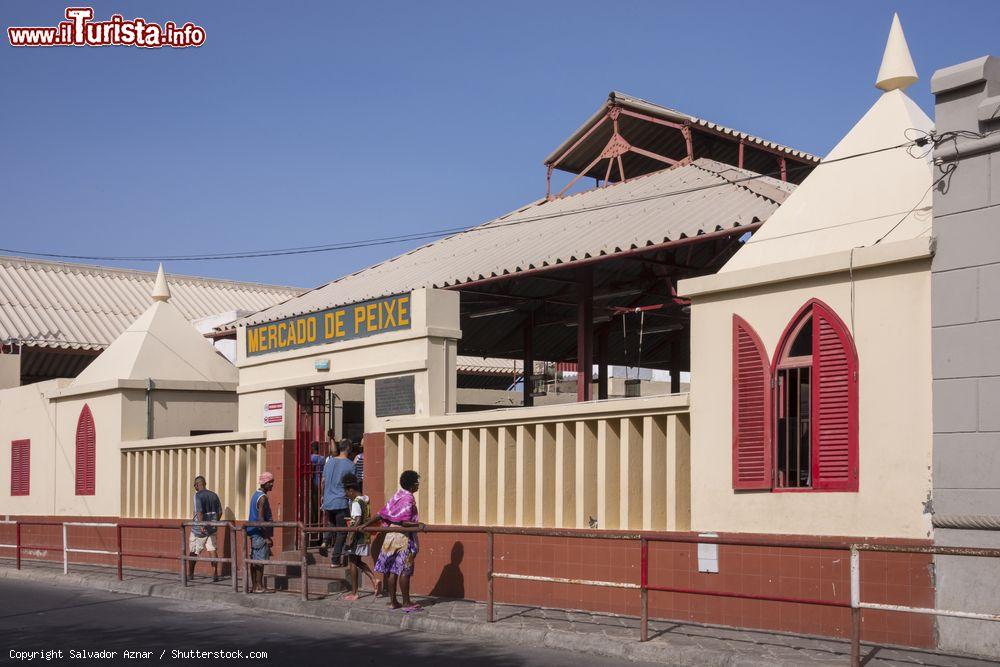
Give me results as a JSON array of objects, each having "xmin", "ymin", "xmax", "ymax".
[{"xmin": 342, "ymin": 480, "xmax": 379, "ymax": 600}]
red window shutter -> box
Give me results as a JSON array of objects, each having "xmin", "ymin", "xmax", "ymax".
[
  {"xmin": 732, "ymin": 315, "xmax": 772, "ymax": 490},
  {"xmin": 811, "ymin": 303, "xmax": 859, "ymax": 491},
  {"xmin": 75, "ymin": 405, "xmax": 96, "ymax": 496},
  {"xmin": 11, "ymin": 440, "xmax": 30, "ymax": 496}
]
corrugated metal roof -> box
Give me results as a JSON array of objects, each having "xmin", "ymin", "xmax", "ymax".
[
  {"xmin": 243, "ymin": 158, "xmax": 794, "ymax": 327},
  {"xmin": 0, "ymin": 256, "xmax": 304, "ymax": 350},
  {"xmin": 457, "ymin": 356, "xmax": 522, "ymax": 375},
  {"xmin": 544, "ymin": 92, "xmax": 821, "ymax": 166}
]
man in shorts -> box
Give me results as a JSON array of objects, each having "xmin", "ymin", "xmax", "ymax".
[{"xmin": 189, "ymin": 475, "xmax": 223, "ymax": 581}]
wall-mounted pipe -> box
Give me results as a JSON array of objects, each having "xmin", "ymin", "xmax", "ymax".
[{"xmin": 146, "ymin": 378, "xmax": 154, "ymax": 439}]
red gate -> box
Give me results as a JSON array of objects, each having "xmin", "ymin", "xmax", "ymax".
[{"xmin": 294, "ymin": 387, "xmax": 336, "ymax": 534}]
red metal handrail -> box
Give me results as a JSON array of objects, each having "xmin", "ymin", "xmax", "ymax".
[{"xmin": 3, "ymin": 517, "xmax": 998, "ymax": 664}]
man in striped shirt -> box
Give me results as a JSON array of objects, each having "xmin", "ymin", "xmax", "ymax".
[{"xmin": 353, "ymin": 442, "xmax": 364, "ymax": 493}]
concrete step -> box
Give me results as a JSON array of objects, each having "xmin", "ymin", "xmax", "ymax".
[{"xmin": 264, "ymin": 573, "xmax": 350, "ymax": 596}]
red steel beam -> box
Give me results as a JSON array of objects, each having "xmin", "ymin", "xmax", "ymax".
[
  {"xmin": 629, "ymin": 145, "xmax": 679, "ymax": 167},
  {"xmin": 616, "ymin": 107, "xmax": 686, "ymax": 131},
  {"xmin": 556, "ymin": 152, "xmax": 606, "ymax": 198},
  {"xmin": 548, "ymin": 113, "xmax": 610, "ymax": 170}
]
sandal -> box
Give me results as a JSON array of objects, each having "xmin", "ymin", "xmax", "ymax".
[{"xmin": 342, "ymin": 593, "xmax": 360, "ymax": 601}]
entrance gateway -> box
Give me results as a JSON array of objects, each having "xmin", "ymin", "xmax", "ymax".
[{"xmin": 235, "ymin": 288, "xmax": 461, "ymax": 543}]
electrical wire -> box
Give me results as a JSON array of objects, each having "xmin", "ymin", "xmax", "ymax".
[{"xmin": 0, "ymin": 141, "xmax": 914, "ymax": 264}]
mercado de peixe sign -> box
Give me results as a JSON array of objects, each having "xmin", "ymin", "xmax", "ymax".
[{"xmin": 245, "ymin": 293, "xmax": 412, "ymax": 357}]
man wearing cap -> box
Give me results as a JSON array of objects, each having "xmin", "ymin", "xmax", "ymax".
[{"xmin": 247, "ymin": 472, "xmax": 275, "ymax": 593}]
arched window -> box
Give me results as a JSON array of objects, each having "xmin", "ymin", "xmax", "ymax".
[
  {"xmin": 75, "ymin": 404, "xmax": 96, "ymax": 496},
  {"xmin": 772, "ymin": 300, "xmax": 858, "ymax": 492},
  {"xmin": 732, "ymin": 300, "xmax": 859, "ymax": 493}
]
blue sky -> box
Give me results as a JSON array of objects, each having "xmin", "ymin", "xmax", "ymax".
[{"xmin": 2, "ymin": 1, "xmax": 998, "ymax": 288}]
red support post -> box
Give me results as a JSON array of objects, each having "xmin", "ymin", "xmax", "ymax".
[
  {"xmin": 230, "ymin": 523, "xmax": 238, "ymax": 593},
  {"xmin": 596, "ymin": 325, "xmax": 609, "ymax": 400},
  {"xmin": 576, "ymin": 267, "xmax": 593, "ymax": 402},
  {"xmin": 244, "ymin": 528, "xmax": 251, "ymax": 594},
  {"xmin": 116, "ymin": 524, "xmax": 123, "ymax": 581},
  {"xmin": 640, "ymin": 537, "xmax": 649, "ymax": 642},
  {"xmin": 738, "ymin": 140, "xmax": 745, "ymax": 169},
  {"xmin": 180, "ymin": 526, "xmax": 187, "ymax": 586},
  {"xmin": 522, "ymin": 316, "xmax": 534, "ymax": 408},
  {"xmin": 487, "ymin": 531, "xmax": 495, "ymax": 623},
  {"xmin": 299, "ymin": 523, "xmax": 308, "ymax": 602},
  {"xmin": 682, "ymin": 125, "xmax": 694, "ymax": 161},
  {"xmin": 779, "ymin": 156, "xmax": 788, "ymax": 182}
]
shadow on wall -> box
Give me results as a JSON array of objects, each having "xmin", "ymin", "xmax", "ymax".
[{"xmin": 429, "ymin": 541, "xmax": 465, "ymax": 599}]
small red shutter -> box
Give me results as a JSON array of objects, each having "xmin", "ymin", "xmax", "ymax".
[
  {"xmin": 11, "ymin": 440, "xmax": 30, "ymax": 496},
  {"xmin": 75, "ymin": 405, "xmax": 96, "ymax": 496},
  {"xmin": 811, "ymin": 303, "xmax": 859, "ymax": 491},
  {"xmin": 732, "ymin": 315, "xmax": 772, "ymax": 490}
]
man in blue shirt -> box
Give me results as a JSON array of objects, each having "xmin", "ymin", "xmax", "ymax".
[{"xmin": 320, "ymin": 439, "xmax": 356, "ymax": 566}]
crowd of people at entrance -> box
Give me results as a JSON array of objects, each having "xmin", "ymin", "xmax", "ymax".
[{"xmin": 186, "ymin": 440, "xmax": 424, "ymax": 610}]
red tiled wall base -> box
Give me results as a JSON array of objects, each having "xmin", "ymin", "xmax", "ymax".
[
  {"xmin": 265, "ymin": 439, "xmax": 296, "ymax": 550},
  {"xmin": 362, "ymin": 432, "xmax": 386, "ymax": 512},
  {"xmin": 408, "ymin": 532, "xmax": 936, "ymax": 649},
  {"xmin": 1, "ymin": 518, "xmax": 935, "ymax": 649},
  {"xmin": 1, "ymin": 516, "xmax": 238, "ymax": 577}
]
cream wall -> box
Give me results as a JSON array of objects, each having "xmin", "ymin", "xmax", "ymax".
[
  {"xmin": 0, "ymin": 379, "xmax": 68, "ymax": 515},
  {"xmin": 121, "ymin": 389, "xmax": 238, "ymax": 440},
  {"xmin": 51, "ymin": 391, "xmax": 125, "ymax": 517},
  {"xmin": 685, "ymin": 258, "xmax": 933, "ymax": 539},
  {"xmin": 1, "ymin": 380, "xmax": 240, "ymax": 517}
]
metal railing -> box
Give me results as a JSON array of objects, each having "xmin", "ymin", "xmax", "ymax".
[
  {"xmin": 241, "ymin": 521, "xmax": 305, "ymax": 599},
  {"xmin": 180, "ymin": 521, "xmax": 238, "ymax": 592},
  {"xmin": 1, "ymin": 517, "xmax": 997, "ymax": 665},
  {"xmin": 848, "ymin": 543, "xmax": 1000, "ymax": 666},
  {"xmin": 62, "ymin": 522, "xmax": 118, "ymax": 575}
]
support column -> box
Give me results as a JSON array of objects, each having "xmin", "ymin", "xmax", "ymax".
[
  {"xmin": 522, "ymin": 315, "xmax": 534, "ymax": 407},
  {"xmin": 670, "ymin": 349, "xmax": 682, "ymax": 394},
  {"xmin": 576, "ymin": 267, "xmax": 593, "ymax": 402},
  {"xmin": 596, "ymin": 325, "xmax": 609, "ymax": 400}
]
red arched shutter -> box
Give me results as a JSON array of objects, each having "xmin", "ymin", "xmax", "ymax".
[
  {"xmin": 811, "ymin": 303, "xmax": 859, "ymax": 491},
  {"xmin": 732, "ymin": 315, "xmax": 772, "ymax": 490},
  {"xmin": 75, "ymin": 405, "xmax": 96, "ymax": 496}
]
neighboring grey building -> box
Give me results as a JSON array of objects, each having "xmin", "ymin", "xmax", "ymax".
[{"xmin": 931, "ymin": 55, "xmax": 1000, "ymax": 657}]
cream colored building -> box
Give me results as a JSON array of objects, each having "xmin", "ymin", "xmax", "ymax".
[
  {"xmin": 678, "ymin": 15, "xmax": 935, "ymax": 539},
  {"xmin": 1, "ymin": 268, "xmax": 247, "ymax": 517}
]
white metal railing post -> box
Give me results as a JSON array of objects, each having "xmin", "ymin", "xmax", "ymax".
[
  {"xmin": 62, "ymin": 523, "xmax": 68, "ymax": 574},
  {"xmin": 850, "ymin": 545, "xmax": 861, "ymax": 667}
]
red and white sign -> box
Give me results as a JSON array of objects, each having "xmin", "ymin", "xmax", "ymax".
[{"xmin": 263, "ymin": 401, "xmax": 284, "ymax": 426}]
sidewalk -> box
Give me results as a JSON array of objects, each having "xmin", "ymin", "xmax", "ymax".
[{"xmin": 0, "ymin": 562, "xmax": 995, "ymax": 666}]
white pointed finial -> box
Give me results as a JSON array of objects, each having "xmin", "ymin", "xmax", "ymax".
[
  {"xmin": 876, "ymin": 13, "xmax": 918, "ymax": 92},
  {"xmin": 151, "ymin": 263, "xmax": 171, "ymax": 302}
]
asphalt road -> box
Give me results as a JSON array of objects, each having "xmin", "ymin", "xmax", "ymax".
[{"xmin": 0, "ymin": 579, "xmax": 659, "ymax": 666}]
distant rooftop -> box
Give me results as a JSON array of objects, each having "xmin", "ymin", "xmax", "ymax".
[
  {"xmin": 0, "ymin": 255, "xmax": 305, "ymax": 352},
  {"xmin": 543, "ymin": 91, "xmax": 820, "ymax": 192}
]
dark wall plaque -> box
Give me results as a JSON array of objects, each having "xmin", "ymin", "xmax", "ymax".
[{"xmin": 375, "ymin": 375, "xmax": 416, "ymax": 417}]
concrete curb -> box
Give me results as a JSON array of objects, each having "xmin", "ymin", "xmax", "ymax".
[{"xmin": 0, "ymin": 566, "xmax": 790, "ymax": 666}]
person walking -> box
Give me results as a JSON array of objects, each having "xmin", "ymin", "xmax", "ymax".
[
  {"xmin": 247, "ymin": 472, "xmax": 274, "ymax": 593},
  {"xmin": 342, "ymin": 479, "xmax": 379, "ymax": 600},
  {"xmin": 320, "ymin": 439, "xmax": 355, "ymax": 566},
  {"xmin": 188, "ymin": 475, "xmax": 223, "ymax": 581},
  {"xmin": 353, "ymin": 442, "xmax": 364, "ymax": 493},
  {"xmin": 372, "ymin": 470, "xmax": 424, "ymax": 611},
  {"xmin": 309, "ymin": 441, "xmax": 324, "ymax": 525}
]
